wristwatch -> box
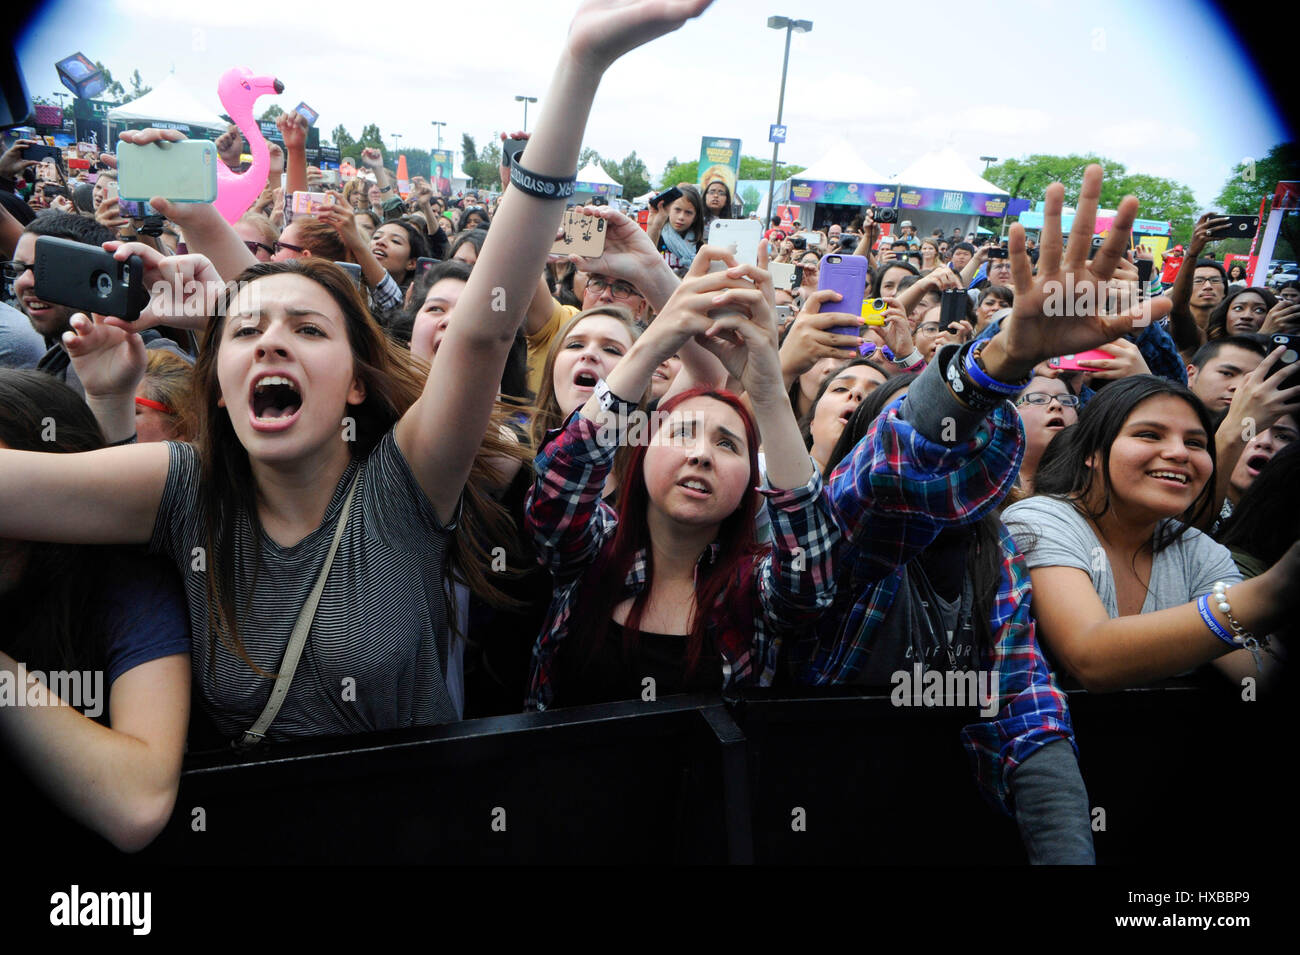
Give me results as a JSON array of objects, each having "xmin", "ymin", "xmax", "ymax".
[{"xmin": 594, "ymin": 377, "xmax": 637, "ymax": 415}]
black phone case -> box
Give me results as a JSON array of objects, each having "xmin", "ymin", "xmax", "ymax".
[
  {"xmin": 651, "ymin": 186, "xmax": 682, "ymax": 209},
  {"xmin": 1208, "ymin": 215, "xmax": 1259, "ymax": 240},
  {"xmin": 1263, "ymin": 334, "xmax": 1299, "ymax": 386},
  {"xmin": 23, "ymin": 143, "xmax": 61, "ymax": 164},
  {"xmin": 33, "ymin": 236, "xmax": 149, "ymax": 322},
  {"xmin": 939, "ymin": 288, "xmax": 967, "ymax": 328},
  {"xmin": 502, "ymin": 138, "xmax": 527, "ymax": 169}
]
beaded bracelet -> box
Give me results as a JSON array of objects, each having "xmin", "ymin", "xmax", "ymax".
[{"xmin": 1200, "ymin": 580, "xmax": 1274, "ymax": 672}]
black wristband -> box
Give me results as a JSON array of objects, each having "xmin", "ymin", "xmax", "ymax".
[{"xmin": 509, "ymin": 159, "xmax": 576, "ymax": 200}]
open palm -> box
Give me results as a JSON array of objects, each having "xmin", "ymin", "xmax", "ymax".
[
  {"xmin": 1000, "ymin": 164, "xmax": 1172, "ymax": 368},
  {"xmin": 64, "ymin": 312, "xmax": 147, "ymax": 398},
  {"xmin": 567, "ymin": 0, "xmax": 714, "ymax": 72}
]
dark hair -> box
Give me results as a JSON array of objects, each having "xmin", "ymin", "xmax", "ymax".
[
  {"xmin": 568, "ymin": 387, "xmax": 761, "ymax": 679},
  {"xmin": 1192, "ymin": 258, "xmax": 1228, "ymax": 289},
  {"xmin": 1214, "ymin": 442, "xmax": 1300, "ymax": 566},
  {"xmin": 701, "ymin": 178, "xmax": 734, "ymax": 221},
  {"xmin": 193, "ymin": 259, "xmax": 529, "ymax": 672},
  {"xmin": 978, "ymin": 284, "xmax": 1014, "ymax": 307},
  {"xmin": 449, "ymin": 228, "xmax": 486, "ymax": 263},
  {"xmin": 374, "ymin": 218, "xmax": 431, "ymax": 283},
  {"xmin": 23, "ymin": 210, "xmax": 115, "ymax": 246},
  {"xmin": 798, "ymin": 358, "xmax": 891, "ymax": 450},
  {"xmin": 951, "ymin": 241, "xmax": 976, "ymax": 255},
  {"xmin": 1034, "ymin": 375, "xmax": 1218, "ymax": 552},
  {"xmin": 457, "ymin": 206, "xmax": 489, "ymax": 231},
  {"xmin": 823, "ymin": 374, "xmax": 912, "ymax": 479},
  {"xmin": 1228, "ymin": 264, "xmax": 1248, "ymax": 281},
  {"xmin": 670, "ymin": 184, "xmax": 706, "ymax": 244},
  {"xmin": 871, "ymin": 260, "xmax": 919, "ymax": 298},
  {"xmin": 355, "ymin": 209, "xmax": 381, "ymax": 233},
  {"xmin": 290, "ymin": 217, "xmax": 348, "ymax": 261},
  {"xmin": 1188, "ymin": 333, "xmax": 1269, "ymax": 370},
  {"xmin": 0, "ymin": 370, "xmax": 108, "ymax": 678},
  {"xmin": 1205, "ymin": 286, "xmax": 1276, "ymax": 340}
]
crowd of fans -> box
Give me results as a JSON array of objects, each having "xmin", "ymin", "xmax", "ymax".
[{"xmin": 0, "ymin": 0, "xmax": 1295, "ymax": 862}]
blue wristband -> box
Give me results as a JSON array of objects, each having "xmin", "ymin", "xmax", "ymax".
[
  {"xmin": 1197, "ymin": 594, "xmax": 1236, "ymax": 648},
  {"xmin": 964, "ymin": 342, "xmax": 1031, "ymax": 396}
]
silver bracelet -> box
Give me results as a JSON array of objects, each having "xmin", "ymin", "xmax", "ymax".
[{"xmin": 892, "ymin": 348, "xmax": 924, "ymax": 368}]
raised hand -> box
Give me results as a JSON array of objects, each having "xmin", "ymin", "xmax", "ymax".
[
  {"xmin": 215, "ymin": 124, "xmax": 245, "ymax": 168},
  {"xmin": 0, "ymin": 138, "xmax": 40, "ymax": 180},
  {"xmin": 1075, "ymin": 337, "xmax": 1151, "ymax": 381},
  {"xmin": 100, "ymin": 242, "xmax": 226, "ymax": 333},
  {"xmin": 360, "ymin": 147, "xmax": 384, "ymax": 171},
  {"xmin": 1261, "ymin": 300, "xmax": 1300, "ymax": 336},
  {"xmin": 877, "ymin": 297, "xmax": 915, "ymax": 358},
  {"xmin": 1188, "ymin": 212, "xmax": 1230, "ymax": 258},
  {"xmin": 95, "ymin": 195, "xmax": 131, "ymax": 232},
  {"xmin": 986, "ymin": 163, "xmax": 1174, "ymax": 380},
  {"xmin": 780, "ymin": 289, "xmax": 864, "ymax": 382},
  {"xmin": 63, "ymin": 311, "xmax": 147, "ymax": 401},
  {"xmin": 277, "ymin": 111, "xmax": 309, "ymax": 152},
  {"xmin": 268, "ymin": 142, "xmax": 285, "ymax": 179},
  {"xmin": 561, "ymin": 203, "xmax": 657, "ymax": 278},
  {"xmin": 566, "ymin": 0, "xmax": 714, "ymax": 73}
]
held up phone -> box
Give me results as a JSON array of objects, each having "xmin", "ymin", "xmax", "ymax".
[
  {"xmin": 22, "ymin": 142, "xmax": 62, "ymax": 164},
  {"xmin": 289, "ymin": 191, "xmax": 331, "ymax": 217},
  {"xmin": 986, "ymin": 244, "xmax": 1009, "ymax": 259},
  {"xmin": 818, "ymin": 253, "xmax": 869, "ymax": 337},
  {"xmin": 118, "ymin": 198, "xmax": 159, "ymax": 219},
  {"xmin": 416, "ymin": 257, "xmax": 439, "ymax": 276},
  {"xmin": 649, "ymin": 185, "xmax": 682, "ymax": 210},
  {"xmin": 768, "ymin": 262, "xmax": 796, "ymax": 291},
  {"xmin": 1136, "ymin": 258, "xmax": 1154, "ymax": 283},
  {"xmin": 775, "ymin": 304, "xmax": 792, "ymax": 324},
  {"xmin": 116, "ymin": 140, "xmax": 218, "ymax": 203},
  {"xmin": 502, "ymin": 137, "xmax": 527, "ymax": 171},
  {"xmin": 334, "ymin": 261, "xmax": 363, "ymax": 288},
  {"xmin": 294, "ymin": 102, "xmax": 319, "ymax": 126},
  {"xmin": 707, "ymin": 218, "xmax": 762, "ymax": 271},
  {"xmin": 319, "ymin": 168, "xmax": 340, "ymax": 186},
  {"xmin": 1263, "ymin": 334, "xmax": 1300, "ymax": 388},
  {"xmin": 1048, "ymin": 349, "xmax": 1114, "ymax": 371},
  {"xmin": 33, "ymin": 236, "xmax": 149, "ymax": 322},
  {"xmin": 1206, "ymin": 214, "xmax": 1260, "ymax": 241},
  {"xmin": 939, "ymin": 288, "xmax": 968, "ymax": 330},
  {"xmin": 799, "ymin": 231, "xmax": 822, "ymax": 247}
]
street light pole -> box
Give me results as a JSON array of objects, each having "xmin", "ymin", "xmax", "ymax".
[
  {"xmin": 391, "ymin": 133, "xmax": 402, "ymax": 155},
  {"xmin": 515, "ymin": 95, "xmax": 538, "ymax": 132},
  {"xmin": 431, "ymin": 121, "xmax": 445, "ymax": 151},
  {"xmin": 765, "ymin": 16, "xmax": 812, "ymax": 229}
]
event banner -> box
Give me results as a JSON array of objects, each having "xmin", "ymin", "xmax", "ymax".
[
  {"xmin": 897, "ymin": 187, "xmax": 1009, "ymax": 217},
  {"xmin": 430, "ymin": 150, "xmax": 454, "ymax": 196},
  {"xmin": 698, "ymin": 137, "xmax": 741, "ymax": 195},
  {"xmin": 790, "ymin": 180, "xmax": 898, "ymax": 207}
]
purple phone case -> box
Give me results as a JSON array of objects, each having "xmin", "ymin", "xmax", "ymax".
[{"xmin": 817, "ymin": 254, "xmax": 869, "ymax": 338}]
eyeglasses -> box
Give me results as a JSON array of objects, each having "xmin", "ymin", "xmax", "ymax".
[
  {"xmin": 917, "ymin": 323, "xmax": 943, "ymax": 334},
  {"xmin": 2, "ymin": 260, "xmax": 34, "ymax": 280},
  {"xmin": 273, "ymin": 240, "xmax": 308, "ymax": 255},
  {"xmin": 1192, "ymin": 277, "xmax": 1225, "ymax": 286},
  {"xmin": 1016, "ymin": 392, "xmax": 1082, "ymax": 408},
  {"xmin": 244, "ymin": 240, "xmax": 276, "ymax": 256},
  {"xmin": 586, "ymin": 275, "xmax": 642, "ymax": 300}
]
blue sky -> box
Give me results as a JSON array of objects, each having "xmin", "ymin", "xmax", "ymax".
[{"xmin": 17, "ymin": 0, "xmax": 1290, "ymax": 208}]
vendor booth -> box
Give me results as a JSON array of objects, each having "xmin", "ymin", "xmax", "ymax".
[
  {"xmin": 574, "ymin": 163, "xmax": 624, "ymax": 203},
  {"xmin": 889, "ymin": 147, "xmax": 1011, "ymax": 241},
  {"xmin": 783, "ymin": 140, "xmax": 895, "ymax": 230}
]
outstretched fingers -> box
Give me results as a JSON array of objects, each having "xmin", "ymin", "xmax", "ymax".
[
  {"xmin": 1065, "ymin": 164, "xmax": 1103, "ymax": 270},
  {"xmin": 1038, "ymin": 182, "xmax": 1065, "ymax": 275}
]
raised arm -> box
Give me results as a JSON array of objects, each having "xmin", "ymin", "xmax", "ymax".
[
  {"xmin": 394, "ymin": 0, "xmax": 713, "ymax": 525},
  {"xmin": 1165, "ymin": 214, "xmax": 1224, "ymax": 352},
  {"xmin": 278, "ymin": 110, "xmax": 310, "ymax": 200}
]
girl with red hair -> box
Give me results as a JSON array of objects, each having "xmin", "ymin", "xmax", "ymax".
[{"xmin": 525, "ymin": 253, "xmax": 838, "ymax": 709}]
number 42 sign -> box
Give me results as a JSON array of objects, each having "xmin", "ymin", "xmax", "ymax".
[{"xmin": 769, "ymin": 124, "xmax": 788, "ymax": 144}]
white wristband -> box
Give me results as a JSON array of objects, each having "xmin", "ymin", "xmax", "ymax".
[{"xmin": 892, "ymin": 348, "xmax": 924, "ymax": 368}]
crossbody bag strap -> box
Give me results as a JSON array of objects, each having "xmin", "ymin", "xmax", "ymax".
[{"xmin": 237, "ymin": 470, "xmax": 361, "ymax": 748}]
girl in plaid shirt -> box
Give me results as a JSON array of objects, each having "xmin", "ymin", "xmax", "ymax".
[{"xmin": 525, "ymin": 250, "xmax": 839, "ymax": 709}]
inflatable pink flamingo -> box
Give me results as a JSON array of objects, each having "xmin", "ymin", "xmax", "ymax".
[{"xmin": 214, "ymin": 67, "xmax": 285, "ymax": 223}]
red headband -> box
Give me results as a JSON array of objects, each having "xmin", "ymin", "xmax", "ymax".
[{"xmin": 135, "ymin": 396, "xmax": 175, "ymax": 415}]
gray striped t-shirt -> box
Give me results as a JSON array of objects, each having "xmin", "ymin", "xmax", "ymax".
[{"xmin": 149, "ymin": 428, "xmax": 461, "ymax": 742}]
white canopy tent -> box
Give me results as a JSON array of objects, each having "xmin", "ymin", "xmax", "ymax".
[
  {"xmin": 793, "ymin": 139, "xmax": 891, "ymax": 189},
  {"xmin": 890, "ymin": 146, "xmax": 1007, "ymax": 195},
  {"xmin": 105, "ymin": 75, "xmax": 228, "ymax": 134},
  {"xmin": 575, "ymin": 163, "xmax": 623, "ymax": 197}
]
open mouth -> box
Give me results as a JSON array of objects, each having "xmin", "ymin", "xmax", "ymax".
[
  {"xmin": 373, "ymin": 248, "xmax": 388, "ymax": 260},
  {"xmin": 22, "ymin": 297, "xmax": 53, "ymax": 316},
  {"xmin": 1146, "ymin": 469, "xmax": 1190, "ymax": 487},
  {"xmin": 838, "ymin": 406, "xmax": 855, "ymax": 425},
  {"xmin": 1245, "ymin": 453, "xmax": 1271, "ymax": 477},
  {"xmin": 249, "ymin": 373, "xmax": 303, "ymax": 430},
  {"xmin": 1045, "ymin": 415, "xmax": 1066, "ymax": 429},
  {"xmin": 572, "ymin": 368, "xmax": 599, "ymax": 390},
  {"xmin": 677, "ymin": 476, "xmax": 712, "ymax": 498}
]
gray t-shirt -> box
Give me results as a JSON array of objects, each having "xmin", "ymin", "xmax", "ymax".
[
  {"xmin": 1003, "ymin": 495, "xmax": 1241, "ymax": 616},
  {"xmin": 149, "ymin": 429, "xmax": 462, "ymax": 742},
  {"xmin": 0, "ymin": 301, "xmax": 45, "ymax": 369}
]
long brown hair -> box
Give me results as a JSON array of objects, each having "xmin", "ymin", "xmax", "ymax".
[
  {"xmin": 529, "ymin": 305, "xmax": 640, "ymax": 451},
  {"xmin": 193, "ymin": 258, "xmax": 530, "ymax": 672}
]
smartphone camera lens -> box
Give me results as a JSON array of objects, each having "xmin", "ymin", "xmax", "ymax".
[{"xmin": 94, "ymin": 271, "xmax": 113, "ymax": 298}]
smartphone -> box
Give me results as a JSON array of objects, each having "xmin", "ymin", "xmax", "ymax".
[
  {"xmin": 33, "ymin": 236, "xmax": 148, "ymax": 322},
  {"xmin": 649, "ymin": 185, "xmax": 682, "ymax": 209},
  {"xmin": 1262, "ymin": 334, "xmax": 1300, "ymax": 388},
  {"xmin": 334, "ymin": 261, "xmax": 363, "ymax": 288},
  {"xmin": 294, "ymin": 102, "xmax": 319, "ymax": 127},
  {"xmin": 319, "ymin": 168, "xmax": 340, "ymax": 186},
  {"xmin": 116, "ymin": 140, "xmax": 218, "ymax": 203},
  {"xmin": 799, "ymin": 231, "xmax": 822, "ymax": 247},
  {"xmin": 818, "ymin": 253, "xmax": 869, "ymax": 337},
  {"xmin": 775, "ymin": 304, "xmax": 792, "ymax": 325},
  {"xmin": 416, "ymin": 257, "xmax": 439, "ymax": 276},
  {"xmin": 768, "ymin": 262, "xmax": 796, "ymax": 291},
  {"xmin": 1136, "ymin": 258, "xmax": 1154, "ymax": 283},
  {"xmin": 939, "ymin": 288, "xmax": 968, "ymax": 330},
  {"xmin": 707, "ymin": 218, "xmax": 762, "ymax": 270},
  {"xmin": 118, "ymin": 198, "xmax": 158, "ymax": 218},
  {"xmin": 289, "ymin": 191, "xmax": 331, "ymax": 217},
  {"xmin": 22, "ymin": 142, "xmax": 61, "ymax": 164},
  {"xmin": 502, "ymin": 137, "xmax": 527, "ymax": 171},
  {"xmin": 861, "ymin": 297, "xmax": 888, "ymax": 326},
  {"xmin": 1049, "ymin": 349, "xmax": 1114, "ymax": 371},
  {"xmin": 1207, "ymin": 214, "xmax": 1260, "ymax": 241},
  {"xmin": 986, "ymin": 245, "xmax": 1009, "ymax": 260}
]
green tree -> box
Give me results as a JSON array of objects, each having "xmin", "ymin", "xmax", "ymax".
[
  {"xmin": 92, "ymin": 62, "xmax": 126, "ymax": 102},
  {"xmin": 737, "ymin": 154, "xmax": 805, "ymax": 180},
  {"xmin": 661, "ymin": 158, "xmax": 698, "ymax": 187},
  {"xmin": 260, "ymin": 104, "xmax": 284, "ymax": 123},
  {"xmin": 578, "ymin": 146, "xmax": 603, "ymax": 171},
  {"xmin": 601, "ymin": 151, "xmax": 651, "ymax": 197},
  {"xmin": 356, "ymin": 123, "xmax": 385, "ymax": 161},
  {"xmin": 330, "ymin": 125, "xmax": 356, "ymax": 158},
  {"xmin": 740, "ymin": 185, "xmax": 761, "ymax": 215},
  {"xmin": 1215, "ymin": 143, "xmax": 1299, "ymax": 262},
  {"xmin": 122, "ymin": 69, "xmax": 151, "ymax": 104},
  {"xmin": 460, "ymin": 133, "xmax": 500, "ymax": 189}
]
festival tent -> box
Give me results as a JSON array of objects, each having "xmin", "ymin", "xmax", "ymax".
[
  {"xmin": 575, "ymin": 163, "xmax": 623, "ymax": 198},
  {"xmin": 889, "ymin": 147, "xmax": 1012, "ymax": 240},
  {"xmin": 780, "ymin": 140, "xmax": 896, "ymax": 227},
  {"xmin": 105, "ymin": 75, "xmax": 228, "ymax": 136}
]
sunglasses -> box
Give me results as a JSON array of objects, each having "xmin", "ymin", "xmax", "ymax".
[
  {"xmin": 1, "ymin": 260, "xmax": 34, "ymax": 280},
  {"xmin": 274, "ymin": 240, "xmax": 308, "ymax": 255},
  {"xmin": 244, "ymin": 240, "xmax": 276, "ymax": 256}
]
